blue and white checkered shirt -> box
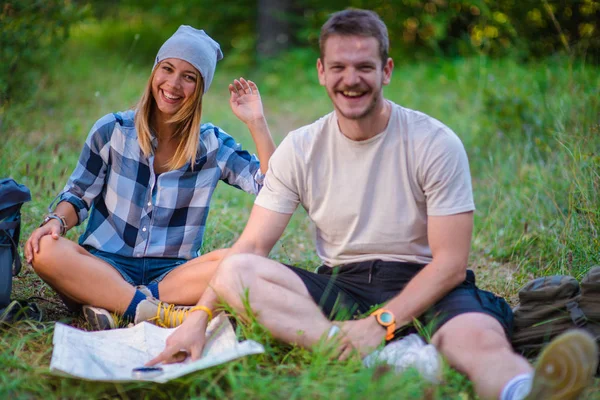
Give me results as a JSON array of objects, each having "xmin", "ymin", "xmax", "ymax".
[{"xmin": 54, "ymin": 110, "xmax": 264, "ymax": 259}]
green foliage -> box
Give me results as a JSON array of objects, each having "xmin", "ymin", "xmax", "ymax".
[
  {"xmin": 497, "ymin": 0, "xmax": 600, "ymax": 58},
  {"xmin": 79, "ymin": 0, "xmax": 600, "ymax": 64},
  {"xmin": 0, "ymin": 0, "xmax": 85, "ymax": 106},
  {"xmin": 297, "ymin": 0, "xmax": 600, "ymax": 60},
  {"xmin": 80, "ymin": 0, "xmax": 257, "ymax": 67}
]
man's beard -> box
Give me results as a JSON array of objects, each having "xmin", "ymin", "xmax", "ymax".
[{"xmin": 333, "ymin": 89, "xmax": 381, "ymax": 121}]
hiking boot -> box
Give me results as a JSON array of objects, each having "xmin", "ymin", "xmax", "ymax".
[
  {"xmin": 525, "ymin": 329, "xmax": 598, "ymax": 400},
  {"xmin": 134, "ymin": 298, "xmax": 193, "ymax": 328},
  {"xmin": 82, "ymin": 305, "xmax": 118, "ymax": 330},
  {"xmin": 363, "ymin": 334, "xmax": 442, "ymax": 383}
]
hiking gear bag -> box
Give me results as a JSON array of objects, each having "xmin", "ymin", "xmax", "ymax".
[
  {"xmin": 0, "ymin": 178, "xmax": 31, "ymax": 308},
  {"xmin": 0, "ymin": 299, "xmax": 42, "ymax": 325},
  {"xmin": 512, "ymin": 267, "xmax": 600, "ymax": 372}
]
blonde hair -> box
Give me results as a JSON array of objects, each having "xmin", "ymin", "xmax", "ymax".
[{"xmin": 134, "ymin": 62, "xmax": 205, "ymax": 171}]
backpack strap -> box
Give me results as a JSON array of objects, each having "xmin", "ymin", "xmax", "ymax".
[
  {"xmin": 566, "ymin": 300, "xmax": 588, "ymax": 328},
  {"xmin": 0, "ymin": 221, "xmax": 18, "ymax": 231},
  {"xmin": 0, "ymin": 225, "xmax": 22, "ymax": 276}
]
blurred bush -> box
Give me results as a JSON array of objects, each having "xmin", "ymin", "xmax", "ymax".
[
  {"xmin": 297, "ymin": 0, "xmax": 600, "ymax": 60},
  {"xmin": 0, "ymin": 0, "xmax": 85, "ymax": 105},
  {"xmin": 79, "ymin": 0, "xmax": 599, "ymax": 63},
  {"xmin": 80, "ymin": 0, "xmax": 257, "ymax": 67}
]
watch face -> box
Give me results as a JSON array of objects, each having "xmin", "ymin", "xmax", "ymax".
[{"xmin": 380, "ymin": 311, "xmax": 393, "ymax": 324}]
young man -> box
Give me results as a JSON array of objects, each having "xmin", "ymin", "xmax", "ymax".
[{"xmin": 150, "ymin": 9, "xmax": 597, "ymax": 400}]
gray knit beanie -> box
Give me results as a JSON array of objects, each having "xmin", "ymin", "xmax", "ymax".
[{"xmin": 154, "ymin": 25, "xmax": 223, "ymax": 93}]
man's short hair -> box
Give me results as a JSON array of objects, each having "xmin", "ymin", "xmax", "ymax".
[{"xmin": 319, "ymin": 9, "xmax": 389, "ymax": 64}]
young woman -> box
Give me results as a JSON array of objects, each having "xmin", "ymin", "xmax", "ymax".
[{"xmin": 24, "ymin": 26, "xmax": 276, "ymax": 330}]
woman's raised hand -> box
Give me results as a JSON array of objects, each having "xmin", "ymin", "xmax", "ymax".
[
  {"xmin": 229, "ymin": 77, "xmax": 265, "ymax": 125},
  {"xmin": 229, "ymin": 77, "xmax": 275, "ymax": 174}
]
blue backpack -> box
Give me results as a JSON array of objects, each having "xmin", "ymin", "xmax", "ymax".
[{"xmin": 0, "ymin": 178, "xmax": 31, "ymax": 308}]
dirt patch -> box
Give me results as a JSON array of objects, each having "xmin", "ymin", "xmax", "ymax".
[{"xmin": 469, "ymin": 252, "xmax": 534, "ymax": 307}]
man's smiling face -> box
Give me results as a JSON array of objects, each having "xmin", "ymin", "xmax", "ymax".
[{"xmin": 317, "ymin": 35, "xmax": 392, "ymax": 121}]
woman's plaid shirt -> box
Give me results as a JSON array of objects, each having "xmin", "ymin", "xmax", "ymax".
[{"xmin": 54, "ymin": 110, "xmax": 264, "ymax": 259}]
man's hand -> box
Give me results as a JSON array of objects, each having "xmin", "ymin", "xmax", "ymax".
[
  {"xmin": 229, "ymin": 77, "xmax": 264, "ymax": 125},
  {"xmin": 338, "ymin": 317, "xmax": 387, "ymax": 360},
  {"xmin": 146, "ymin": 313, "xmax": 208, "ymax": 366}
]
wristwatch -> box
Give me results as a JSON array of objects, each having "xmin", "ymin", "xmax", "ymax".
[{"xmin": 370, "ymin": 308, "xmax": 396, "ymax": 341}]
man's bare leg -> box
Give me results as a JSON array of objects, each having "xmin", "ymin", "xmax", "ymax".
[
  {"xmin": 213, "ymin": 254, "xmax": 599, "ymax": 400},
  {"xmin": 431, "ymin": 313, "xmax": 532, "ymax": 399},
  {"xmin": 212, "ymin": 253, "xmax": 333, "ymax": 347},
  {"xmin": 212, "ymin": 254, "xmax": 540, "ymax": 399}
]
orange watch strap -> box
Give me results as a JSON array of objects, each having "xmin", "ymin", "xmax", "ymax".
[{"xmin": 371, "ymin": 309, "xmax": 396, "ymax": 341}]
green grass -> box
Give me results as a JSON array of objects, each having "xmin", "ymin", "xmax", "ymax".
[{"xmin": 1, "ymin": 19, "xmax": 600, "ymax": 399}]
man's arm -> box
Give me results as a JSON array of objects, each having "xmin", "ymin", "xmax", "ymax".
[
  {"xmin": 229, "ymin": 204, "xmax": 293, "ymax": 256},
  {"xmin": 341, "ymin": 211, "xmax": 473, "ymax": 354},
  {"xmin": 385, "ymin": 211, "xmax": 473, "ymax": 325},
  {"xmin": 147, "ymin": 205, "xmax": 293, "ymax": 364}
]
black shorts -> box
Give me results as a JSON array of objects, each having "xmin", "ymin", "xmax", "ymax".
[{"xmin": 284, "ymin": 260, "xmax": 514, "ymax": 338}]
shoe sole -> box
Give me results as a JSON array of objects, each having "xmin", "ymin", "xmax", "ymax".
[
  {"xmin": 82, "ymin": 306, "xmax": 117, "ymax": 330},
  {"xmin": 527, "ymin": 329, "xmax": 598, "ymax": 400}
]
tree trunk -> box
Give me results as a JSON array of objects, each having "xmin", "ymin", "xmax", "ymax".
[{"xmin": 257, "ymin": 0, "xmax": 291, "ymax": 58}]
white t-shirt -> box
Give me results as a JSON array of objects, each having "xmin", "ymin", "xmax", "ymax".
[{"xmin": 255, "ymin": 101, "xmax": 475, "ymax": 266}]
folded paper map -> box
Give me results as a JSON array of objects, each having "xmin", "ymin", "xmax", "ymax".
[{"xmin": 50, "ymin": 314, "xmax": 264, "ymax": 383}]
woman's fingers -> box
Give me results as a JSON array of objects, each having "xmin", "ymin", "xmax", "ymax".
[
  {"xmin": 228, "ymin": 77, "xmax": 259, "ymax": 99},
  {"xmin": 248, "ymin": 80, "xmax": 259, "ymax": 95},
  {"xmin": 229, "ymin": 78, "xmax": 259, "ymax": 107},
  {"xmin": 50, "ymin": 224, "xmax": 61, "ymax": 239},
  {"xmin": 233, "ymin": 79, "xmax": 244, "ymax": 94},
  {"xmin": 31, "ymin": 229, "xmax": 44, "ymax": 256},
  {"xmin": 28, "ymin": 222, "xmax": 62, "ymax": 261},
  {"xmin": 233, "ymin": 78, "xmax": 256, "ymax": 95},
  {"xmin": 231, "ymin": 81, "xmax": 241, "ymax": 96},
  {"xmin": 239, "ymin": 77, "xmax": 251, "ymax": 93},
  {"xmin": 24, "ymin": 236, "xmax": 32, "ymax": 263},
  {"xmin": 229, "ymin": 84, "xmax": 237, "ymax": 98}
]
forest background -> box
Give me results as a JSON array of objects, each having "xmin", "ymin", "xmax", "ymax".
[{"xmin": 1, "ymin": 0, "xmax": 599, "ymax": 398}]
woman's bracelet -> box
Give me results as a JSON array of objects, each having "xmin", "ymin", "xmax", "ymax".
[
  {"xmin": 40, "ymin": 213, "xmax": 67, "ymax": 236},
  {"xmin": 189, "ymin": 305, "xmax": 213, "ymax": 321}
]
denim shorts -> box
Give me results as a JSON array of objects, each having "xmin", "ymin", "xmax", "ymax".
[
  {"xmin": 86, "ymin": 247, "xmax": 187, "ymax": 286},
  {"xmin": 284, "ymin": 260, "xmax": 514, "ymax": 338}
]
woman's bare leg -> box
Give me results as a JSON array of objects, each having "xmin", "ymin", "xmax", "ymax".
[
  {"xmin": 158, "ymin": 248, "xmax": 229, "ymax": 305},
  {"xmin": 31, "ymin": 235, "xmax": 136, "ymax": 314}
]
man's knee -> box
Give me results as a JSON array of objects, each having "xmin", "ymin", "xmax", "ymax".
[
  {"xmin": 432, "ymin": 313, "xmax": 511, "ymax": 355},
  {"xmin": 212, "ymin": 253, "xmax": 264, "ymax": 302}
]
